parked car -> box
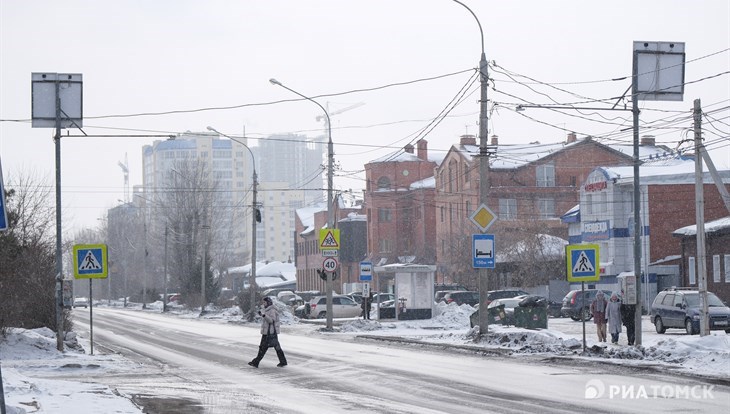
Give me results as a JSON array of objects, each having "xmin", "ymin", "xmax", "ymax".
[
  {"xmin": 651, "ymin": 287, "xmax": 730, "ymax": 335},
  {"xmin": 276, "ymin": 291, "xmax": 303, "ymax": 307},
  {"xmin": 560, "ymin": 289, "xmax": 613, "ymax": 321},
  {"xmin": 309, "ymin": 295, "xmax": 362, "ymax": 319},
  {"xmin": 443, "ymin": 291, "xmax": 480, "ymax": 306},
  {"xmin": 486, "ymin": 289, "xmax": 529, "ymax": 305},
  {"xmin": 434, "ymin": 284, "xmax": 468, "ymax": 302},
  {"xmin": 73, "ymin": 297, "xmax": 89, "ymax": 308},
  {"xmin": 372, "ymin": 293, "xmax": 395, "ymax": 304}
]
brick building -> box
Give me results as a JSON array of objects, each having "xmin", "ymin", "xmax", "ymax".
[
  {"xmin": 294, "ymin": 197, "xmax": 365, "ymax": 293},
  {"xmin": 570, "ymin": 158, "xmax": 730, "ymax": 304},
  {"xmin": 673, "ymin": 217, "xmax": 730, "ymax": 303},
  {"xmin": 434, "ymin": 133, "xmax": 662, "ymax": 287},
  {"xmin": 363, "ymin": 140, "xmax": 440, "ymax": 269}
]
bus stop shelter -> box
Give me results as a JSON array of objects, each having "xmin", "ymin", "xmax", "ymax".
[{"xmin": 375, "ymin": 263, "xmax": 436, "ymax": 320}]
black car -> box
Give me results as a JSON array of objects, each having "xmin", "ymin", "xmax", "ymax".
[
  {"xmin": 560, "ymin": 289, "xmax": 613, "ymax": 321},
  {"xmin": 651, "ymin": 288, "xmax": 730, "ymax": 335},
  {"xmin": 443, "ymin": 291, "xmax": 480, "ymax": 306}
]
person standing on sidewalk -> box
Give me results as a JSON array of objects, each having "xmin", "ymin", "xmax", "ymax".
[
  {"xmin": 249, "ymin": 297, "xmax": 287, "ymax": 368},
  {"xmin": 605, "ymin": 293, "xmax": 622, "ymax": 344},
  {"xmin": 590, "ymin": 291, "xmax": 608, "ymax": 342},
  {"xmin": 620, "ymin": 302, "xmax": 636, "ymax": 346}
]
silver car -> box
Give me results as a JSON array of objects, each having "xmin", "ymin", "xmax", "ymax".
[{"xmin": 309, "ymin": 295, "xmax": 361, "ymax": 319}]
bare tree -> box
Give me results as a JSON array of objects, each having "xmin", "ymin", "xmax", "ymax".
[{"xmin": 0, "ymin": 169, "xmax": 62, "ymax": 331}]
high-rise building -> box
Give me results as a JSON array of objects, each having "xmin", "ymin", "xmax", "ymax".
[
  {"xmin": 253, "ymin": 133, "xmax": 325, "ymax": 205},
  {"xmin": 142, "ymin": 131, "xmax": 251, "ymax": 265}
]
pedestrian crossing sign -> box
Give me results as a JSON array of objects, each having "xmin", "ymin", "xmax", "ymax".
[
  {"xmin": 566, "ymin": 244, "xmax": 600, "ymax": 282},
  {"xmin": 73, "ymin": 244, "xmax": 109, "ymax": 279}
]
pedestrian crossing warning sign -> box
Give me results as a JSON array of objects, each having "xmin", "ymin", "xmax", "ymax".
[
  {"xmin": 319, "ymin": 229, "xmax": 340, "ymax": 250},
  {"xmin": 566, "ymin": 244, "xmax": 600, "ymax": 282},
  {"xmin": 73, "ymin": 244, "xmax": 109, "ymax": 279}
]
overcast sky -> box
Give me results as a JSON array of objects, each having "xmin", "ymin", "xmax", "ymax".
[{"xmin": 1, "ymin": 0, "xmax": 728, "ymax": 233}]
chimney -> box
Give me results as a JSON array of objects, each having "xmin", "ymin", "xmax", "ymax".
[
  {"xmin": 567, "ymin": 132, "xmax": 577, "ymax": 143},
  {"xmin": 641, "ymin": 135, "xmax": 656, "ymax": 146},
  {"xmin": 490, "ymin": 135, "xmax": 499, "ymax": 146},
  {"xmin": 404, "ymin": 143, "xmax": 414, "ymax": 154},
  {"xmin": 416, "ymin": 139, "xmax": 428, "ymax": 161},
  {"xmin": 459, "ymin": 134, "xmax": 477, "ymax": 146}
]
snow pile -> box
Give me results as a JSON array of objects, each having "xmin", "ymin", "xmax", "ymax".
[{"xmin": 0, "ymin": 328, "xmax": 142, "ymax": 414}]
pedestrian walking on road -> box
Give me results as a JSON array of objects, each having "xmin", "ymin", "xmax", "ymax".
[
  {"xmin": 249, "ymin": 297, "xmax": 288, "ymax": 368},
  {"xmin": 591, "ymin": 291, "xmax": 608, "ymax": 342},
  {"xmin": 606, "ymin": 293, "xmax": 622, "ymax": 344}
]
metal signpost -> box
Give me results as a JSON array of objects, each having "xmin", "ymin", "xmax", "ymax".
[
  {"xmin": 0, "ymin": 158, "xmax": 7, "ymax": 413},
  {"xmin": 73, "ymin": 244, "xmax": 109, "ymax": 356},
  {"xmin": 31, "ymin": 72, "xmax": 83, "ymax": 352},
  {"xmin": 566, "ymin": 244, "xmax": 600, "ymax": 352},
  {"xmin": 470, "ymin": 203, "xmax": 497, "ymax": 334}
]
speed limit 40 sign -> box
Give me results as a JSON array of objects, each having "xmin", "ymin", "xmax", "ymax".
[{"xmin": 322, "ymin": 257, "xmax": 339, "ymax": 273}]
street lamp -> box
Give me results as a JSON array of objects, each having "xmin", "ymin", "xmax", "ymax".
[
  {"xmin": 206, "ymin": 126, "xmax": 260, "ymax": 321},
  {"xmin": 269, "ymin": 78, "xmax": 335, "ymax": 330},
  {"xmin": 452, "ymin": 0, "xmax": 491, "ymax": 335}
]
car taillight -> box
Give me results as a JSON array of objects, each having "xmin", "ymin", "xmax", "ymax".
[
  {"xmin": 311, "ymin": 304, "xmax": 317, "ymax": 309},
  {"xmin": 446, "ymin": 298, "xmax": 454, "ymax": 303},
  {"xmin": 571, "ymin": 295, "xmax": 576, "ymax": 305}
]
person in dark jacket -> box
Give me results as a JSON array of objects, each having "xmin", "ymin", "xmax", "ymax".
[
  {"xmin": 249, "ymin": 297, "xmax": 287, "ymax": 368},
  {"xmin": 362, "ymin": 292, "xmax": 373, "ymax": 320},
  {"xmin": 620, "ymin": 302, "xmax": 636, "ymax": 346}
]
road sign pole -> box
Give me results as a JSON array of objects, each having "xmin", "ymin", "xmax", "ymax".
[
  {"xmin": 581, "ymin": 282, "xmax": 586, "ymax": 352},
  {"xmin": 89, "ymin": 279, "xmax": 94, "ymax": 355}
]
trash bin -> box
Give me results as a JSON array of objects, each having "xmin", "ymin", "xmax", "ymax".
[
  {"xmin": 513, "ymin": 306, "xmax": 548, "ymax": 329},
  {"xmin": 469, "ymin": 304, "xmax": 507, "ymax": 328}
]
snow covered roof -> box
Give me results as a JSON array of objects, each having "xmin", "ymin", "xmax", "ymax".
[
  {"xmin": 603, "ymin": 160, "xmax": 730, "ymax": 185},
  {"xmin": 257, "ymin": 261, "xmax": 296, "ymax": 280},
  {"xmin": 296, "ymin": 203, "xmax": 327, "ymax": 236},
  {"xmin": 672, "ymin": 216, "xmax": 730, "ymax": 237},
  {"xmin": 560, "ymin": 204, "xmax": 580, "ymax": 223},
  {"xmin": 410, "ymin": 176, "xmax": 435, "ymax": 189},
  {"xmin": 368, "ymin": 148, "xmax": 444, "ymax": 165},
  {"xmin": 454, "ymin": 138, "xmax": 671, "ymax": 170},
  {"xmin": 496, "ymin": 234, "xmax": 568, "ymax": 263},
  {"xmin": 339, "ymin": 212, "xmax": 367, "ymax": 222}
]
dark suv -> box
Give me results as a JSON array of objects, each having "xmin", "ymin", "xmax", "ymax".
[
  {"xmin": 443, "ymin": 291, "xmax": 480, "ymax": 306},
  {"xmin": 650, "ymin": 288, "xmax": 730, "ymax": 335},
  {"xmin": 561, "ymin": 289, "xmax": 613, "ymax": 321}
]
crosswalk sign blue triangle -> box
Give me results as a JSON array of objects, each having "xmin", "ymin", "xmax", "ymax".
[
  {"xmin": 573, "ymin": 251, "xmax": 595, "ymax": 273},
  {"xmin": 79, "ymin": 250, "xmax": 102, "ymax": 271}
]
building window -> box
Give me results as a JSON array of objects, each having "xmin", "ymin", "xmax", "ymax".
[
  {"xmin": 713, "ymin": 255, "xmax": 721, "ymax": 283},
  {"xmin": 724, "ymin": 255, "xmax": 730, "ymax": 283},
  {"xmin": 377, "ymin": 176, "xmax": 391, "ymax": 190},
  {"xmin": 378, "ymin": 208, "xmax": 391, "ymax": 222},
  {"xmin": 538, "ymin": 198, "xmax": 555, "ymax": 219},
  {"xmin": 465, "ymin": 200, "xmax": 471, "ymax": 217},
  {"xmin": 536, "ymin": 162, "xmax": 555, "ymax": 187},
  {"xmin": 464, "ymin": 164, "xmax": 470, "ymax": 183},
  {"xmin": 689, "ymin": 257, "xmax": 696, "ymax": 285},
  {"xmin": 499, "ymin": 199, "xmax": 517, "ymax": 220},
  {"xmin": 378, "ymin": 239, "xmax": 392, "ymax": 253},
  {"xmin": 585, "ymin": 194, "xmax": 593, "ymax": 215},
  {"xmin": 440, "ymin": 206, "xmax": 444, "ymax": 222},
  {"xmin": 448, "ymin": 161, "xmax": 455, "ymax": 192}
]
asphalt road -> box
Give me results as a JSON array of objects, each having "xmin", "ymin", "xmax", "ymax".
[{"xmin": 71, "ymin": 308, "xmax": 729, "ymax": 414}]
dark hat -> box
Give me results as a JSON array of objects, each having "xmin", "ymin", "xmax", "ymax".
[{"xmin": 263, "ymin": 297, "xmax": 273, "ymax": 305}]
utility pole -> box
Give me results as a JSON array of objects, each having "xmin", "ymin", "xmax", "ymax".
[
  {"xmin": 631, "ymin": 49, "xmax": 643, "ymax": 347},
  {"xmin": 453, "ymin": 0, "xmax": 492, "ymax": 336},
  {"xmin": 693, "ymin": 99, "xmax": 710, "ymax": 336},
  {"xmin": 201, "ymin": 222, "xmax": 209, "ymax": 316},
  {"xmin": 163, "ymin": 226, "xmax": 169, "ymax": 312}
]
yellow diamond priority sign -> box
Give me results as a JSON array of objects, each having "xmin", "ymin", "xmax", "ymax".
[{"xmin": 469, "ymin": 203, "xmax": 497, "ymax": 232}]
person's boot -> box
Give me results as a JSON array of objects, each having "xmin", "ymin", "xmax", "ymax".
[
  {"xmin": 276, "ymin": 349, "xmax": 287, "ymax": 367},
  {"xmin": 248, "ymin": 360, "xmax": 259, "ymax": 368}
]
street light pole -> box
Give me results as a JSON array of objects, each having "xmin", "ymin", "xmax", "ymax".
[
  {"xmin": 453, "ymin": 0, "xmax": 491, "ymax": 335},
  {"xmin": 269, "ymin": 78, "xmax": 334, "ymax": 330},
  {"xmin": 206, "ymin": 126, "xmax": 259, "ymax": 321}
]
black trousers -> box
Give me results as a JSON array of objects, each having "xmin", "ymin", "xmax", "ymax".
[{"xmin": 252, "ymin": 334, "xmax": 287, "ymax": 365}]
